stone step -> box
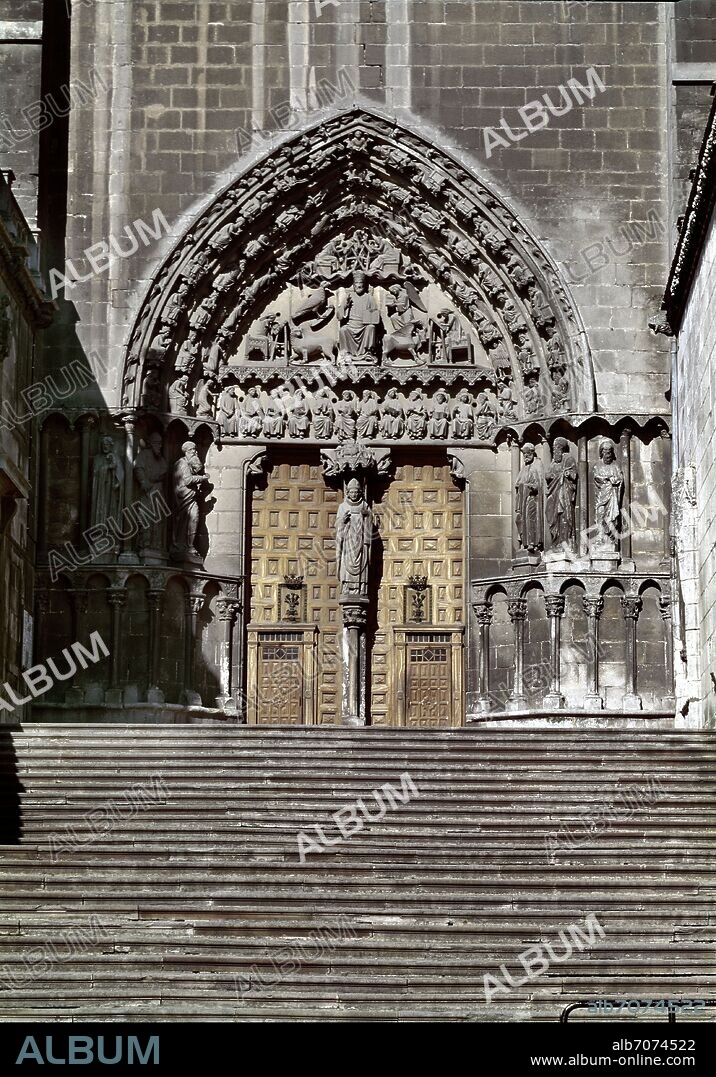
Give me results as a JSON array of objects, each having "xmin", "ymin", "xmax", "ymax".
[
  {"xmin": 1, "ymin": 976, "xmax": 713, "ymax": 1002},
  {"xmin": 8, "ymin": 799, "xmax": 712, "ymax": 816},
  {"xmin": 7, "ymin": 768, "xmax": 708, "ymax": 783},
  {"xmin": 3, "ymin": 849, "xmax": 713, "ymax": 866},
  {"xmin": 2, "ymin": 891, "xmax": 712, "ymax": 910},
  {"xmin": 1, "ymin": 927, "xmax": 711, "ymax": 949},
  {"xmin": 8, "ymin": 761, "xmax": 711, "ymax": 776},
  {"xmin": 0, "ymin": 912, "xmax": 711, "ymax": 936},
  {"xmin": 0, "ymin": 1002, "xmax": 708, "ymax": 1022},
  {"xmin": 1, "ymin": 724, "xmax": 712, "ymax": 1021},
  {"xmin": 12, "ymin": 723, "xmax": 712, "ymax": 733},
  {"xmin": 7, "ymin": 746, "xmax": 715, "ymax": 761},
  {"xmin": 12, "ymin": 825, "xmax": 716, "ymax": 843}
]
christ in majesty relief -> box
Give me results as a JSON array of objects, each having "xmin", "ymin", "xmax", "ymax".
[{"xmin": 337, "ymin": 271, "xmax": 380, "ymax": 361}]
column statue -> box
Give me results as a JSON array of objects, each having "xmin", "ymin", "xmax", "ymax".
[
  {"xmin": 335, "ymin": 477, "xmax": 373, "ymax": 599},
  {"xmin": 133, "ymin": 431, "xmax": 168, "ymax": 556},
  {"xmin": 515, "ymin": 442, "xmax": 544, "ymax": 553},
  {"xmin": 593, "ymin": 437, "xmax": 624, "ymax": 552},
  {"xmin": 545, "ymin": 436, "xmax": 578, "ymax": 549},
  {"xmin": 171, "ymin": 441, "xmax": 210, "ymax": 562},
  {"xmin": 90, "ymin": 436, "xmax": 124, "ymax": 530}
]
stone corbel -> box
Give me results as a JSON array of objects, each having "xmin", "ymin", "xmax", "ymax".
[{"xmin": 245, "ymin": 447, "xmax": 270, "ymax": 479}]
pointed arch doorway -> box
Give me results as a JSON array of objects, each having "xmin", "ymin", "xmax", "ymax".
[
  {"xmin": 244, "ymin": 445, "xmax": 465, "ymax": 727},
  {"xmin": 121, "ymin": 106, "xmax": 595, "ymax": 728}
]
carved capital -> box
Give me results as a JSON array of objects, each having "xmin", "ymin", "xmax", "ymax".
[
  {"xmin": 147, "ymin": 589, "xmax": 164, "ymax": 613},
  {"xmin": 322, "ymin": 441, "xmax": 392, "ymax": 481},
  {"xmin": 246, "ymin": 449, "xmax": 269, "ymax": 478},
  {"xmin": 472, "ymin": 600, "xmax": 493, "ymax": 627},
  {"xmin": 648, "ymin": 310, "xmax": 674, "ymax": 336},
  {"xmin": 216, "ymin": 597, "xmax": 241, "ymax": 624},
  {"xmin": 447, "ymin": 452, "xmax": 466, "ymax": 483},
  {"xmin": 620, "ymin": 595, "xmax": 642, "ymax": 622},
  {"xmin": 582, "ymin": 595, "xmax": 604, "ymax": 619},
  {"xmin": 340, "ymin": 599, "xmax": 368, "ymax": 630},
  {"xmin": 107, "ymin": 588, "xmax": 127, "ymax": 610},
  {"xmin": 544, "ymin": 594, "xmax": 565, "ymax": 618},
  {"xmin": 186, "ymin": 593, "xmax": 206, "ymax": 617},
  {"xmin": 507, "ymin": 597, "xmax": 527, "ymax": 623}
]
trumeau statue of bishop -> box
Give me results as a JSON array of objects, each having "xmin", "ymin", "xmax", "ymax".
[
  {"xmin": 335, "ymin": 478, "xmax": 373, "ymax": 599},
  {"xmin": 337, "ymin": 271, "xmax": 380, "ymax": 361}
]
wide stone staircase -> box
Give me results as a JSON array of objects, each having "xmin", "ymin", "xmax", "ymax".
[{"xmin": 0, "ymin": 725, "xmax": 714, "ymax": 1022}]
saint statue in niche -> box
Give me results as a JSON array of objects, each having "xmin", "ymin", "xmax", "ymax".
[
  {"xmin": 195, "ymin": 375, "xmax": 217, "ymax": 420},
  {"xmin": 140, "ymin": 365, "xmax": 163, "ymax": 411},
  {"xmin": 337, "ymin": 271, "xmax": 380, "ymax": 361},
  {"xmin": 475, "ymin": 391, "xmax": 497, "ymax": 440},
  {"xmin": 335, "ymin": 477, "xmax": 373, "ymax": 599},
  {"xmin": 90, "ymin": 436, "xmax": 124, "ymax": 531},
  {"xmin": 545, "ymin": 436, "xmax": 578, "ymax": 550},
  {"xmin": 171, "ymin": 441, "xmax": 210, "ymax": 562},
  {"xmin": 593, "ymin": 437, "xmax": 624, "ymax": 552},
  {"xmin": 515, "ymin": 442, "xmax": 544, "ymax": 553},
  {"xmin": 133, "ymin": 431, "xmax": 168, "ymax": 555},
  {"xmin": 168, "ymin": 373, "xmax": 191, "ymax": 415},
  {"xmin": 262, "ymin": 391, "xmax": 285, "ymax": 438},
  {"xmin": 217, "ymin": 375, "xmax": 238, "ymax": 436}
]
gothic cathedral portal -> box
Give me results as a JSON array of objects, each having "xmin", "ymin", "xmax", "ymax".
[{"xmin": 28, "ymin": 109, "xmax": 671, "ymax": 726}]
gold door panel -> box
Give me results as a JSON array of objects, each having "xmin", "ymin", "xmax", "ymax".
[
  {"xmin": 371, "ymin": 454, "xmax": 465, "ymax": 727},
  {"xmin": 247, "ymin": 452, "xmax": 340, "ymax": 725}
]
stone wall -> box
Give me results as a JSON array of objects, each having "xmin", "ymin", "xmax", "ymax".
[
  {"xmin": 672, "ymin": 0, "xmax": 716, "ymax": 202},
  {"xmin": 0, "ymin": 169, "xmax": 53, "ymax": 721},
  {"xmin": 0, "ymin": 0, "xmax": 44, "ymax": 225},
  {"xmin": 674, "ymin": 208, "xmax": 716, "ymax": 725}
]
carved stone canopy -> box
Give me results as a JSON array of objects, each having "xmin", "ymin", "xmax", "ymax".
[
  {"xmin": 321, "ymin": 441, "xmax": 392, "ymax": 480},
  {"xmin": 123, "ymin": 107, "xmax": 595, "ymax": 430}
]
